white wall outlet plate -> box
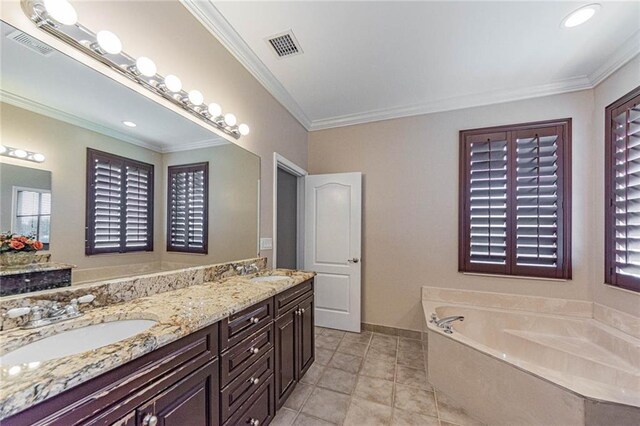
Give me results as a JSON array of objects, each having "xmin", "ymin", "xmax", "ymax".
[{"xmin": 260, "ymin": 238, "xmax": 273, "ymax": 250}]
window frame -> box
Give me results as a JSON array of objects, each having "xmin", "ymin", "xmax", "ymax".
[
  {"xmin": 605, "ymin": 86, "xmax": 640, "ymax": 292},
  {"xmin": 12, "ymin": 186, "xmax": 51, "ymax": 250},
  {"xmin": 85, "ymin": 148, "xmax": 154, "ymax": 255},
  {"xmin": 166, "ymin": 162, "xmax": 209, "ymax": 254},
  {"xmin": 458, "ymin": 118, "xmax": 572, "ymax": 279}
]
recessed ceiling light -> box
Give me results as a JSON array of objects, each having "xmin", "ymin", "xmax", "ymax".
[
  {"xmin": 561, "ymin": 3, "xmax": 601, "ymax": 28},
  {"xmin": 122, "ymin": 121, "xmax": 137, "ymax": 128}
]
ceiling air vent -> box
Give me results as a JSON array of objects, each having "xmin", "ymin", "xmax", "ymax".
[
  {"xmin": 266, "ymin": 30, "xmax": 302, "ymax": 58},
  {"xmin": 6, "ymin": 30, "xmax": 55, "ymax": 57}
]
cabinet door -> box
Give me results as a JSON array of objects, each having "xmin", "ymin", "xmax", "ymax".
[
  {"xmin": 274, "ymin": 308, "xmax": 297, "ymax": 408},
  {"xmin": 136, "ymin": 360, "xmax": 218, "ymax": 426},
  {"xmin": 298, "ymin": 296, "xmax": 315, "ymax": 377}
]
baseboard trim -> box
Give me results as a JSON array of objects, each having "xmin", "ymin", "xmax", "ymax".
[{"xmin": 362, "ymin": 322, "xmax": 424, "ymax": 341}]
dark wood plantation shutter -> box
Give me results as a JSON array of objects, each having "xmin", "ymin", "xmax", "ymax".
[
  {"xmin": 606, "ymin": 86, "xmax": 640, "ymax": 292},
  {"xmin": 167, "ymin": 162, "xmax": 208, "ymax": 254},
  {"xmin": 460, "ymin": 119, "xmax": 571, "ymax": 279},
  {"xmin": 86, "ymin": 149, "xmax": 154, "ymax": 255}
]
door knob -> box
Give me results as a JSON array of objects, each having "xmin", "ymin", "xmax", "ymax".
[{"xmin": 347, "ymin": 258, "xmax": 359, "ymax": 263}]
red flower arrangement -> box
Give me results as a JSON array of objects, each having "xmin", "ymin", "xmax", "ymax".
[{"xmin": 0, "ymin": 233, "xmax": 44, "ymax": 253}]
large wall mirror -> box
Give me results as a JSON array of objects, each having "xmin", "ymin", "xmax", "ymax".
[{"xmin": 0, "ymin": 21, "xmax": 260, "ymax": 288}]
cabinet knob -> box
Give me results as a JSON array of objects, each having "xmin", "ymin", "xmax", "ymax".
[
  {"xmin": 300, "ymin": 308, "xmax": 305, "ymax": 314},
  {"xmin": 249, "ymin": 346, "xmax": 260, "ymax": 354},
  {"xmin": 250, "ymin": 419, "xmax": 260, "ymax": 426},
  {"xmin": 250, "ymin": 317, "xmax": 260, "ymax": 324},
  {"xmin": 347, "ymin": 258, "xmax": 360, "ymax": 263},
  {"xmin": 143, "ymin": 414, "xmax": 158, "ymax": 426},
  {"xmin": 249, "ymin": 377, "xmax": 260, "ymax": 385}
]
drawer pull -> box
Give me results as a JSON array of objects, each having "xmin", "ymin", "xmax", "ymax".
[
  {"xmin": 300, "ymin": 308, "xmax": 305, "ymax": 314},
  {"xmin": 248, "ymin": 376, "xmax": 260, "ymax": 385},
  {"xmin": 249, "ymin": 317, "xmax": 260, "ymax": 324},
  {"xmin": 250, "ymin": 419, "xmax": 260, "ymax": 426},
  {"xmin": 143, "ymin": 414, "xmax": 158, "ymax": 426},
  {"xmin": 248, "ymin": 346, "xmax": 260, "ymax": 354}
]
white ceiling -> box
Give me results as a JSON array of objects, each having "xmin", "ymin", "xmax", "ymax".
[
  {"xmin": 0, "ymin": 21, "xmax": 225, "ymax": 152},
  {"xmin": 188, "ymin": 1, "xmax": 640, "ymax": 130}
]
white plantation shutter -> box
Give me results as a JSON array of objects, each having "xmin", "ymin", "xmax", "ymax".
[
  {"xmin": 606, "ymin": 87, "xmax": 640, "ymax": 292},
  {"xmin": 468, "ymin": 133, "xmax": 508, "ymax": 268},
  {"xmin": 460, "ymin": 120, "xmax": 571, "ymax": 279},
  {"xmin": 167, "ymin": 163, "xmax": 208, "ymax": 254},
  {"xmin": 86, "ymin": 149, "xmax": 154, "ymax": 254}
]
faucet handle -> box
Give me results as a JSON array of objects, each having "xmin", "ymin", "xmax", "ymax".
[{"xmin": 5, "ymin": 307, "xmax": 31, "ymax": 319}]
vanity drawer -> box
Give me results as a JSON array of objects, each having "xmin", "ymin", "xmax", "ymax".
[
  {"xmin": 220, "ymin": 323, "xmax": 274, "ymax": 387},
  {"xmin": 275, "ymin": 279, "xmax": 314, "ymax": 317},
  {"xmin": 223, "ymin": 375, "xmax": 275, "ymax": 426},
  {"xmin": 220, "ymin": 298, "xmax": 273, "ymax": 351},
  {"xmin": 220, "ymin": 348, "xmax": 274, "ymax": 423}
]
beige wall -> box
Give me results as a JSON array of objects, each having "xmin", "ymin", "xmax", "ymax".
[
  {"xmin": 0, "ymin": 0, "xmax": 309, "ymax": 266},
  {"xmin": 0, "ymin": 102, "xmax": 164, "ymax": 270},
  {"xmin": 591, "ymin": 55, "xmax": 640, "ymax": 316},
  {"xmin": 162, "ymin": 145, "xmax": 260, "ymax": 266},
  {"xmin": 309, "ymin": 90, "xmax": 598, "ymax": 331}
]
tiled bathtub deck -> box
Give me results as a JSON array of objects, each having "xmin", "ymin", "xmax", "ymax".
[{"xmin": 272, "ymin": 327, "xmax": 484, "ymax": 426}]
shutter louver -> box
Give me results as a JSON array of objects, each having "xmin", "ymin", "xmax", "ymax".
[
  {"xmin": 469, "ymin": 137, "xmax": 508, "ymax": 266},
  {"xmin": 167, "ymin": 162, "xmax": 208, "ymax": 254},
  {"xmin": 460, "ymin": 119, "xmax": 571, "ymax": 279},
  {"xmin": 86, "ymin": 149, "xmax": 154, "ymax": 254},
  {"xmin": 515, "ymin": 132, "xmax": 560, "ymax": 268},
  {"xmin": 610, "ymin": 97, "xmax": 640, "ymax": 284}
]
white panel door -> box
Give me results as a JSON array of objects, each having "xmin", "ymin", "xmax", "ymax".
[{"xmin": 304, "ymin": 172, "xmax": 361, "ymax": 332}]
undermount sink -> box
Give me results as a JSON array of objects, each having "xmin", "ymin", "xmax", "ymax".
[
  {"xmin": 249, "ymin": 275, "xmax": 290, "ymax": 283},
  {"xmin": 0, "ymin": 319, "xmax": 157, "ymax": 366}
]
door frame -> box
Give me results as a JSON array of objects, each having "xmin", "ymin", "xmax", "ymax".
[{"xmin": 273, "ymin": 153, "xmax": 307, "ymax": 268}]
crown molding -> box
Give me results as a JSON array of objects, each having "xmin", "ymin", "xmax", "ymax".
[
  {"xmin": 588, "ymin": 29, "xmax": 640, "ymax": 87},
  {"xmin": 0, "ymin": 90, "xmax": 226, "ymax": 153},
  {"xmin": 309, "ymin": 76, "xmax": 593, "ymax": 131},
  {"xmin": 180, "ymin": 0, "xmax": 312, "ymax": 130}
]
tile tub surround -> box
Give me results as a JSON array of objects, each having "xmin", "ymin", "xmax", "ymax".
[
  {"xmin": 0, "ymin": 267, "xmax": 314, "ymax": 419},
  {"xmin": 271, "ymin": 327, "xmax": 485, "ymax": 426},
  {"xmin": 0, "ymin": 257, "xmax": 267, "ymax": 331}
]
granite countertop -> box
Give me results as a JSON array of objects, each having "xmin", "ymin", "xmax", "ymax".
[
  {"xmin": 0, "ymin": 268, "xmax": 315, "ymax": 420},
  {"xmin": 0, "ymin": 262, "xmax": 76, "ymax": 277}
]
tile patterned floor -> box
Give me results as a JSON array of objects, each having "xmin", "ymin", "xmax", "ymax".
[{"xmin": 272, "ymin": 327, "xmax": 485, "ymax": 426}]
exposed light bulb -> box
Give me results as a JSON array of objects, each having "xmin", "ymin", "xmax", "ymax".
[
  {"xmin": 96, "ymin": 30, "xmax": 122, "ymax": 54},
  {"xmin": 238, "ymin": 124, "xmax": 250, "ymax": 136},
  {"xmin": 43, "ymin": 0, "xmax": 78, "ymax": 26},
  {"xmin": 135, "ymin": 57, "xmax": 157, "ymax": 77},
  {"xmin": 224, "ymin": 113, "xmax": 237, "ymax": 126},
  {"xmin": 0, "ymin": 145, "xmax": 6, "ymax": 154},
  {"xmin": 164, "ymin": 74, "xmax": 182, "ymax": 92},
  {"xmin": 188, "ymin": 90, "xmax": 204, "ymax": 106},
  {"xmin": 122, "ymin": 121, "xmax": 137, "ymax": 128},
  {"xmin": 32, "ymin": 153, "xmax": 46, "ymax": 162},
  {"xmin": 562, "ymin": 4, "xmax": 601, "ymax": 28},
  {"xmin": 13, "ymin": 149, "xmax": 28, "ymax": 158},
  {"xmin": 208, "ymin": 103, "xmax": 222, "ymax": 117}
]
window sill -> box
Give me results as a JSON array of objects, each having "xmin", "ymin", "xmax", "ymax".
[{"xmin": 461, "ymin": 272, "xmax": 569, "ymax": 283}]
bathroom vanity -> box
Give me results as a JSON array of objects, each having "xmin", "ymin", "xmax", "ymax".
[{"xmin": 0, "ymin": 265, "xmax": 315, "ymax": 426}]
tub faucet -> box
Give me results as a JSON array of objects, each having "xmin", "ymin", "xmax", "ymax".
[{"xmin": 435, "ymin": 315, "xmax": 464, "ymax": 328}]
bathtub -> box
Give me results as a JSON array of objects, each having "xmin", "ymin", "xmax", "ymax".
[{"xmin": 422, "ymin": 290, "xmax": 640, "ymax": 425}]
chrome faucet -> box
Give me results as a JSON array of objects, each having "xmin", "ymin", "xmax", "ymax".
[
  {"xmin": 236, "ymin": 263, "xmax": 259, "ymax": 275},
  {"xmin": 4, "ymin": 294, "xmax": 95, "ymax": 329},
  {"xmin": 434, "ymin": 315, "xmax": 464, "ymax": 334}
]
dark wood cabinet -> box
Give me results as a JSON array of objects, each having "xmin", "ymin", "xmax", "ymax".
[
  {"xmin": 274, "ymin": 280, "xmax": 315, "ymax": 409},
  {"xmin": 136, "ymin": 360, "xmax": 218, "ymax": 426}
]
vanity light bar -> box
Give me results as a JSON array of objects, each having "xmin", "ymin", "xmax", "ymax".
[
  {"xmin": 0, "ymin": 145, "xmax": 46, "ymax": 163},
  {"xmin": 20, "ymin": 0, "xmax": 250, "ymax": 140}
]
